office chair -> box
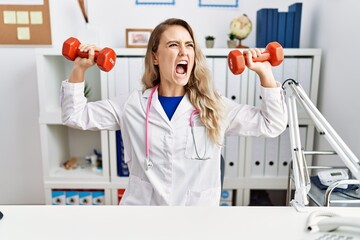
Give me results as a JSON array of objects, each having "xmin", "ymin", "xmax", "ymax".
[{"xmin": 220, "ymin": 154, "xmax": 225, "ymax": 191}]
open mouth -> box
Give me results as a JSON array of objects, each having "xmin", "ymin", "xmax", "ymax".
[{"xmin": 176, "ymin": 60, "xmax": 188, "ymax": 75}]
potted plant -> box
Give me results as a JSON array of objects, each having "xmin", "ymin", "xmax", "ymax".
[
  {"xmin": 205, "ymin": 35, "xmax": 215, "ymax": 48},
  {"xmin": 227, "ymin": 32, "xmax": 238, "ymax": 48}
]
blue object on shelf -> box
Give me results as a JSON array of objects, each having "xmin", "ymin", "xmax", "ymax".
[
  {"xmin": 277, "ymin": 12, "xmax": 287, "ymax": 47},
  {"xmin": 256, "ymin": 8, "xmax": 268, "ymax": 48},
  {"xmin": 288, "ymin": 2, "xmax": 303, "ymax": 48},
  {"xmin": 285, "ymin": 11, "xmax": 295, "ymax": 48},
  {"xmin": 116, "ymin": 130, "xmax": 129, "ymax": 177}
]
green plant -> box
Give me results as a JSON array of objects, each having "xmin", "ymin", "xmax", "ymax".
[
  {"xmin": 228, "ymin": 32, "xmax": 236, "ymax": 40},
  {"xmin": 84, "ymin": 82, "xmax": 91, "ymax": 98},
  {"xmin": 205, "ymin": 35, "xmax": 215, "ymax": 41}
]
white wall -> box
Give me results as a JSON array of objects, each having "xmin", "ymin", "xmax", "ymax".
[
  {"xmin": 312, "ymin": 0, "xmax": 360, "ymax": 167},
  {"xmin": 0, "ymin": 0, "xmax": 358, "ymax": 204}
]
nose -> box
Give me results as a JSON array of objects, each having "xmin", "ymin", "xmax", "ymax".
[{"xmin": 178, "ymin": 43, "xmax": 187, "ymax": 56}]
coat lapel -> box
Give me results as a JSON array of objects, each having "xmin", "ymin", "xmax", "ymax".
[
  {"xmin": 171, "ymin": 93, "xmax": 195, "ymax": 122},
  {"xmin": 142, "ymin": 87, "xmax": 171, "ymax": 127}
]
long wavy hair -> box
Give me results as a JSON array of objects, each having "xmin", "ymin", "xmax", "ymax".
[{"xmin": 142, "ymin": 18, "xmax": 223, "ymax": 145}]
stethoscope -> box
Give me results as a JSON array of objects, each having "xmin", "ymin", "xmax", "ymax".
[{"xmin": 144, "ymin": 85, "xmax": 209, "ymax": 171}]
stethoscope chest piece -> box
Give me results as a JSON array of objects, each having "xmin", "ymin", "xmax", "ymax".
[{"xmin": 144, "ymin": 158, "xmax": 153, "ymax": 170}]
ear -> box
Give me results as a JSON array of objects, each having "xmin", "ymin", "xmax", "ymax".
[{"xmin": 152, "ymin": 52, "xmax": 159, "ymax": 65}]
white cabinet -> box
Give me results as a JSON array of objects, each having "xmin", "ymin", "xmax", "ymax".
[
  {"xmin": 36, "ymin": 49, "xmax": 111, "ymax": 205},
  {"xmin": 36, "ymin": 48, "xmax": 321, "ymax": 205}
]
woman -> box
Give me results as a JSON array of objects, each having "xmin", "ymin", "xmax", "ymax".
[{"xmin": 61, "ymin": 18, "xmax": 287, "ymax": 206}]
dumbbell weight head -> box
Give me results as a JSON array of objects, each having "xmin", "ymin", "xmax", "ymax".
[
  {"xmin": 227, "ymin": 50, "xmax": 246, "ymax": 75},
  {"xmin": 62, "ymin": 37, "xmax": 116, "ymax": 72},
  {"xmin": 252, "ymin": 41, "xmax": 284, "ymax": 67},
  {"xmin": 96, "ymin": 48, "xmax": 116, "ymax": 72}
]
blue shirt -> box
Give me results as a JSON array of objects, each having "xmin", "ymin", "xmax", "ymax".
[{"xmin": 158, "ymin": 96, "xmax": 183, "ymax": 120}]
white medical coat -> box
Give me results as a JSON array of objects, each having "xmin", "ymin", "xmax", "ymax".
[{"xmin": 61, "ymin": 80, "xmax": 287, "ymax": 206}]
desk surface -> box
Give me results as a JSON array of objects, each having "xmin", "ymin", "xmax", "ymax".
[{"xmin": 0, "ymin": 205, "xmax": 360, "ymax": 240}]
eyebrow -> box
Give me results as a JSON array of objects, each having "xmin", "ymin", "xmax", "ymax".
[{"xmin": 166, "ymin": 40, "xmax": 194, "ymax": 45}]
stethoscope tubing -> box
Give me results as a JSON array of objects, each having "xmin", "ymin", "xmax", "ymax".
[{"xmin": 144, "ymin": 85, "xmax": 209, "ymax": 170}]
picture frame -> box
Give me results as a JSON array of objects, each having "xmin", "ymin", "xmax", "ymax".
[
  {"xmin": 198, "ymin": 0, "xmax": 238, "ymax": 8},
  {"xmin": 125, "ymin": 28, "xmax": 152, "ymax": 48}
]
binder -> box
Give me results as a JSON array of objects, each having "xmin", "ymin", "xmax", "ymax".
[
  {"xmin": 282, "ymin": 58, "xmax": 298, "ymax": 81},
  {"xmin": 226, "ymin": 62, "xmax": 242, "ymax": 104},
  {"xmin": 250, "ymin": 136, "xmax": 266, "ymax": 176},
  {"xmin": 128, "ymin": 57, "xmax": 144, "ymax": 91},
  {"xmin": 113, "ymin": 57, "xmax": 130, "ymax": 96},
  {"xmin": 278, "ymin": 126, "xmax": 307, "ymax": 176},
  {"xmin": 264, "ymin": 136, "xmax": 280, "ymax": 176},
  {"xmin": 92, "ymin": 191, "xmax": 105, "ymax": 205},
  {"xmin": 278, "ymin": 128, "xmax": 291, "ymax": 177},
  {"xmin": 52, "ymin": 190, "xmax": 65, "ymax": 205},
  {"xmin": 272, "ymin": 58, "xmax": 284, "ymax": 84},
  {"xmin": 224, "ymin": 136, "xmax": 240, "ymax": 177},
  {"xmin": 212, "ymin": 58, "xmax": 227, "ymax": 95},
  {"xmin": 116, "ymin": 130, "xmax": 129, "ymax": 177},
  {"xmin": 79, "ymin": 191, "xmax": 92, "ymax": 205},
  {"xmin": 288, "ymin": 2, "xmax": 303, "ymax": 48},
  {"xmin": 285, "ymin": 11, "xmax": 295, "ymax": 48},
  {"xmin": 256, "ymin": 8, "xmax": 268, "ymax": 48},
  {"xmin": 297, "ymin": 58, "xmax": 312, "ymax": 96},
  {"xmin": 65, "ymin": 191, "xmax": 79, "ymax": 205},
  {"xmin": 277, "ymin": 12, "xmax": 287, "ymax": 47},
  {"xmin": 266, "ymin": 8, "xmax": 278, "ymax": 43}
]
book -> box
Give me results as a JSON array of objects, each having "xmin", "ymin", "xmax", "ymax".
[
  {"xmin": 288, "ymin": 2, "xmax": 303, "ymax": 48},
  {"xmin": 277, "ymin": 12, "xmax": 287, "ymax": 47},
  {"xmin": 116, "ymin": 130, "xmax": 129, "ymax": 177},
  {"xmin": 266, "ymin": 8, "xmax": 278, "ymax": 43},
  {"xmin": 285, "ymin": 11, "xmax": 295, "ymax": 48},
  {"xmin": 271, "ymin": 9, "xmax": 279, "ymax": 43},
  {"xmin": 256, "ymin": 8, "xmax": 268, "ymax": 48}
]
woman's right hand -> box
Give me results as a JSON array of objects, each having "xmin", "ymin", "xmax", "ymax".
[{"xmin": 69, "ymin": 43, "xmax": 101, "ymax": 83}]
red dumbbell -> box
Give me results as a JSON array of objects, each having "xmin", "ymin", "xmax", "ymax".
[
  {"xmin": 227, "ymin": 41, "xmax": 284, "ymax": 75},
  {"xmin": 62, "ymin": 37, "xmax": 116, "ymax": 72}
]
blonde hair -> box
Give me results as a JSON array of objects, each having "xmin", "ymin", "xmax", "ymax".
[{"xmin": 142, "ymin": 18, "xmax": 223, "ymax": 145}]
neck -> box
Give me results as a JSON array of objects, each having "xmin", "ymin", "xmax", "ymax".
[{"xmin": 158, "ymin": 83, "xmax": 186, "ymax": 96}]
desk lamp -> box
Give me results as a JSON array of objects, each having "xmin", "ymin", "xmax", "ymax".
[{"xmin": 282, "ymin": 79, "xmax": 360, "ymax": 208}]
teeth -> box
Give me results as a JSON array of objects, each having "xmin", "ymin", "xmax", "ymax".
[{"xmin": 178, "ymin": 60, "xmax": 187, "ymax": 65}]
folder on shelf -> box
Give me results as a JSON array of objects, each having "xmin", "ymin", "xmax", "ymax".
[
  {"xmin": 79, "ymin": 191, "xmax": 92, "ymax": 205},
  {"xmin": 116, "ymin": 130, "xmax": 129, "ymax": 177},
  {"xmin": 277, "ymin": 12, "xmax": 287, "ymax": 47},
  {"xmin": 277, "ymin": 128, "xmax": 291, "ymax": 177},
  {"xmin": 224, "ymin": 136, "xmax": 240, "ymax": 177},
  {"xmin": 284, "ymin": 11, "xmax": 295, "ymax": 48},
  {"xmin": 92, "ymin": 191, "xmax": 105, "ymax": 205},
  {"xmin": 65, "ymin": 191, "xmax": 79, "ymax": 205},
  {"xmin": 212, "ymin": 58, "xmax": 227, "ymax": 95},
  {"xmin": 52, "ymin": 190, "xmax": 65, "ymax": 205},
  {"xmin": 256, "ymin": 8, "xmax": 268, "ymax": 48},
  {"xmin": 288, "ymin": 2, "xmax": 303, "ymax": 48},
  {"xmin": 264, "ymin": 136, "xmax": 279, "ymax": 176},
  {"xmin": 250, "ymin": 136, "xmax": 265, "ymax": 176},
  {"xmin": 266, "ymin": 8, "xmax": 278, "ymax": 43},
  {"xmin": 278, "ymin": 126, "xmax": 307, "ymax": 177}
]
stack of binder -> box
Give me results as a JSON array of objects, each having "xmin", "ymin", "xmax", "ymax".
[{"xmin": 256, "ymin": 3, "xmax": 302, "ymax": 48}]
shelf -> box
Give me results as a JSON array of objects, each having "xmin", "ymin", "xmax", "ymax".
[{"xmin": 40, "ymin": 124, "xmax": 109, "ymax": 182}]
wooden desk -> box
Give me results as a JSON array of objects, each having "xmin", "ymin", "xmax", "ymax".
[{"xmin": 0, "ymin": 205, "xmax": 360, "ymax": 239}]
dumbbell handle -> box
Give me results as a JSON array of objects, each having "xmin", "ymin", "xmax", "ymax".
[
  {"xmin": 251, "ymin": 52, "xmax": 271, "ymax": 63},
  {"xmin": 76, "ymin": 49, "xmax": 101, "ymax": 61}
]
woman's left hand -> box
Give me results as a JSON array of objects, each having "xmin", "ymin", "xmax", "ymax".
[{"xmin": 243, "ymin": 48, "xmax": 277, "ymax": 88}]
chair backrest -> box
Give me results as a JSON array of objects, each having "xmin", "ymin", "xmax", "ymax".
[{"xmin": 220, "ymin": 154, "xmax": 225, "ymax": 191}]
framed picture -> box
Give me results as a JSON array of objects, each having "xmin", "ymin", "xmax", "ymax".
[
  {"xmin": 126, "ymin": 28, "xmax": 152, "ymax": 48},
  {"xmin": 198, "ymin": 0, "xmax": 238, "ymax": 8}
]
